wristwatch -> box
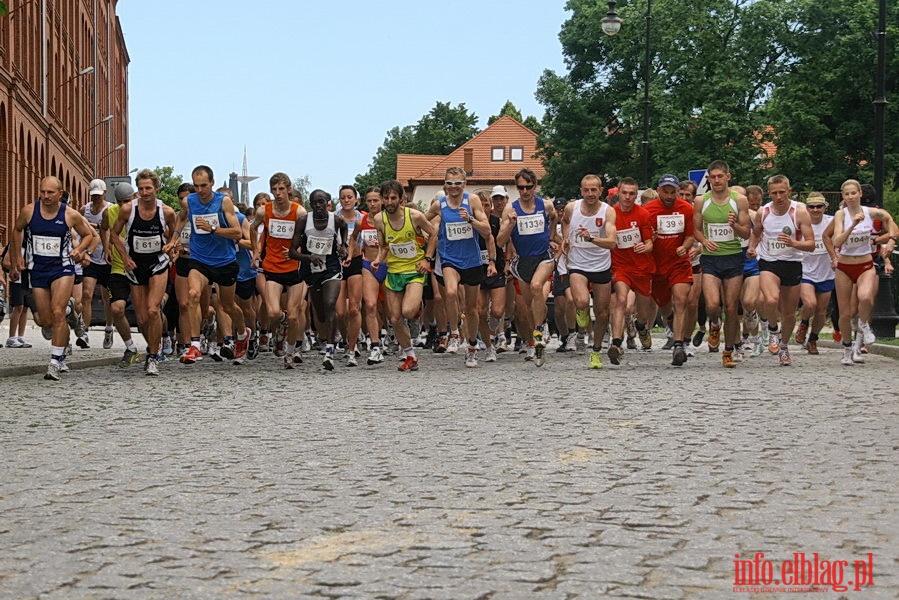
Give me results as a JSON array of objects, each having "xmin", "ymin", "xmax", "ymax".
[
  {"xmin": 425, "ymin": 256, "xmax": 435, "ymax": 264},
  {"xmin": 210, "ymin": 225, "xmax": 218, "ymax": 234},
  {"xmin": 467, "ymin": 216, "xmax": 473, "ymax": 224}
]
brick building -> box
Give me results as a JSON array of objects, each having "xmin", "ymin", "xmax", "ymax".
[{"xmin": 0, "ymin": 0, "xmax": 128, "ymax": 244}]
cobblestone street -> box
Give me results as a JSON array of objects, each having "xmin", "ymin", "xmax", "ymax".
[{"xmin": 1, "ymin": 341, "xmax": 897, "ymax": 598}]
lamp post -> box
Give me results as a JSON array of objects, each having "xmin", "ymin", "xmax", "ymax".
[
  {"xmin": 602, "ymin": 0, "xmax": 652, "ymax": 189},
  {"xmin": 873, "ymin": 0, "xmax": 886, "ymax": 201},
  {"xmin": 99, "ymin": 143, "xmax": 126, "ymax": 175}
]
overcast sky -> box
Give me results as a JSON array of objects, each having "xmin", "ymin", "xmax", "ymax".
[{"xmin": 116, "ymin": 0, "xmax": 571, "ymax": 198}]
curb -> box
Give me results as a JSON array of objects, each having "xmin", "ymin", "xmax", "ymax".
[
  {"xmin": 816, "ymin": 339, "xmax": 899, "ymax": 360},
  {"xmin": 0, "ymin": 356, "xmax": 123, "ymax": 379}
]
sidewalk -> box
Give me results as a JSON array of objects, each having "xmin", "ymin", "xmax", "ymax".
[{"xmin": 0, "ymin": 320, "xmax": 147, "ymax": 378}]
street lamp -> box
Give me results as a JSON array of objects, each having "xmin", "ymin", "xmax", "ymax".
[
  {"xmin": 56, "ymin": 65, "xmax": 94, "ymax": 91},
  {"xmin": 602, "ymin": 0, "xmax": 652, "ymax": 189},
  {"xmin": 83, "ymin": 114, "xmax": 113, "ymax": 134},
  {"xmin": 873, "ymin": 0, "xmax": 886, "ymax": 203}
]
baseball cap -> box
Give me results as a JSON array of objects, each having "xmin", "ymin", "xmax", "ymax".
[
  {"xmin": 490, "ymin": 185, "xmax": 508, "ymax": 198},
  {"xmin": 114, "ymin": 182, "xmax": 135, "ymax": 202},
  {"xmin": 657, "ymin": 174, "xmax": 680, "ymax": 188},
  {"xmin": 553, "ymin": 197, "xmax": 568, "ymax": 210},
  {"xmin": 88, "ymin": 179, "xmax": 107, "ymax": 195}
]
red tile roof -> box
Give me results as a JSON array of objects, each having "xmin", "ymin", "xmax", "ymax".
[{"xmin": 397, "ymin": 116, "xmax": 546, "ymax": 187}]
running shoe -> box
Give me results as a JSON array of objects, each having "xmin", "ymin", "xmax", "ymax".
[
  {"xmin": 464, "ymin": 346, "xmax": 478, "ymax": 368},
  {"xmin": 778, "ymin": 345, "xmax": 792, "ymax": 366},
  {"xmin": 322, "ymin": 351, "xmax": 334, "ymax": 371},
  {"xmin": 44, "ymin": 360, "xmax": 61, "ymax": 381},
  {"xmin": 589, "ymin": 350, "xmax": 603, "ymax": 369},
  {"xmin": 145, "ymin": 356, "xmax": 159, "ymax": 376},
  {"xmin": 637, "ymin": 326, "xmax": 652, "ymax": 351},
  {"xmin": 832, "ymin": 330, "xmax": 843, "ymax": 343},
  {"xmin": 750, "ymin": 338, "xmax": 764, "ymax": 357},
  {"xmin": 367, "ymin": 346, "xmax": 384, "ymax": 365},
  {"xmin": 745, "ymin": 310, "xmax": 759, "ymax": 332},
  {"xmin": 859, "ymin": 344, "xmax": 868, "ymax": 354},
  {"xmin": 851, "ymin": 339, "xmax": 865, "ymax": 363},
  {"xmin": 795, "ymin": 322, "xmax": 809, "ymax": 345},
  {"xmin": 447, "ymin": 334, "xmax": 461, "ymax": 354},
  {"xmin": 65, "ymin": 298, "xmax": 78, "ymax": 331},
  {"xmin": 119, "ymin": 348, "xmax": 140, "ymax": 368},
  {"xmin": 284, "ymin": 352, "xmax": 296, "ymax": 369},
  {"xmin": 721, "ymin": 349, "xmax": 736, "ymax": 368},
  {"xmin": 555, "ymin": 336, "xmax": 570, "ymax": 353},
  {"xmin": 397, "ymin": 356, "xmax": 419, "ymax": 372},
  {"xmin": 494, "ymin": 334, "xmax": 508, "ymax": 353},
  {"xmin": 607, "ymin": 344, "xmax": 622, "ymax": 365},
  {"xmin": 179, "ymin": 346, "xmax": 202, "ymax": 365},
  {"xmin": 346, "ymin": 354, "xmax": 358, "ymax": 367},
  {"xmin": 525, "ymin": 345, "xmax": 536, "ymax": 362},
  {"xmin": 162, "ymin": 336, "xmax": 174, "ymax": 355},
  {"xmin": 58, "ymin": 360, "xmax": 69, "ymax": 373},
  {"xmin": 691, "ymin": 330, "xmax": 705, "ymax": 347},
  {"xmin": 533, "ymin": 327, "xmax": 546, "ymax": 348},
  {"xmin": 671, "ymin": 346, "xmax": 687, "ymax": 367},
  {"xmin": 841, "ymin": 345, "xmax": 853, "ymax": 366},
  {"xmin": 219, "ymin": 340, "xmax": 235, "ymax": 360},
  {"xmin": 767, "ymin": 330, "xmax": 781, "ymax": 354},
  {"xmin": 708, "ymin": 324, "xmax": 721, "ymax": 352},
  {"xmin": 484, "ymin": 346, "xmax": 497, "ymax": 363},
  {"xmin": 565, "ymin": 332, "xmax": 578, "ymax": 352},
  {"xmin": 76, "ymin": 332, "xmax": 90, "ymax": 349},
  {"xmin": 434, "ymin": 336, "xmax": 447, "ymax": 353},
  {"xmin": 686, "ymin": 344, "xmax": 697, "ymax": 358},
  {"xmin": 209, "ymin": 342, "xmax": 223, "ymax": 361},
  {"xmin": 806, "ymin": 340, "xmax": 819, "ymax": 355},
  {"xmin": 247, "ymin": 334, "xmax": 259, "ymax": 360},
  {"xmin": 234, "ymin": 328, "xmax": 250, "ymax": 360},
  {"xmin": 626, "ymin": 314, "xmax": 637, "ymax": 339},
  {"xmin": 17, "ymin": 337, "xmax": 32, "ymax": 348},
  {"xmin": 661, "ymin": 336, "xmax": 675, "ymax": 351},
  {"xmin": 534, "ymin": 341, "xmax": 545, "ymax": 367},
  {"xmin": 6, "ymin": 337, "xmax": 23, "ymax": 348},
  {"xmin": 860, "ymin": 321, "xmax": 875, "ymax": 345},
  {"xmin": 103, "ymin": 329, "xmax": 114, "ymax": 349},
  {"xmin": 41, "ymin": 325, "xmax": 53, "ymax": 340},
  {"xmin": 575, "ymin": 333, "xmax": 587, "ymax": 354},
  {"xmin": 626, "ymin": 335, "xmax": 637, "ymax": 350}
]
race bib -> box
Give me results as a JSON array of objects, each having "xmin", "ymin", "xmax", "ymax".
[
  {"xmin": 133, "ymin": 235, "xmax": 162, "ymax": 254},
  {"xmin": 307, "ymin": 235, "xmax": 333, "ymax": 256},
  {"xmin": 616, "ymin": 227, "xmax": 640, "ymax": 249},
  {"xmin": 480, "ymin": 249, "xmax": 490, "ymax": 265},
  {"xmin": 269, "ymin": 218, "xmax": 295, "ymax": 240},
  {"xmin": 193, "ymin": 213, "xmax": 220, "ymax": 235},
  {"xmin": 446, "ymin": 221, "xmax": 473, "ymax": 241},
  {"xmin": 32, "ymin": 235, "xmax": 61, "ymax": 257},
  {"xmin": 389, "ymin": 241, "xmax": 417, "ymax": 259},
  {"xmin": 359, "ymin": 229, "xmax": 378, "ymax": 246},
  {"xmin": 813, "ymin": 239, "xmax": 828, "ymax": 255},
  {"xmin": 516, "ymin": 213, "xmax": 545, "ymax": 235},
  {"xmin": 845, "ymin": 231, "xmax": 872, "ymax": 250},
  {"xmin": 657, "ymin": 214, "xmax": 685, "ymax": 235},
  {"xmin": 707, "ymin": 222, "xmax": 734, "ymax": 242},
  {"xmin": 573, "ymin": 230, "xmax": 600, "ymax": 248},
  {"xmin": 765, "ymin": 237, "xmax": 789, "ymax": 256},
  {"xmin": 179, "ymin": 227, "xmax": 192, "ymax": 246}
]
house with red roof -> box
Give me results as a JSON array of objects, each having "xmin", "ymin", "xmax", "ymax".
[{"xmin": 396, "ymin": 116, "xmax": 546, "ymax": 209}]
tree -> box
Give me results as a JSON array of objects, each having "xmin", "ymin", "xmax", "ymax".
[
  {"xmin": 293, "ymin": 175, "xmax": 312, "ymax": 209},
  {"xmin": 355, "ymin": 102, "xmax": 480, "ymax": 191},
  {"xmin": 488, "ymin": 100, "xmax": 543, "ymax": 135},
  {"xmin": 0, "ymin": 3, "xmax": 8, "ymax": 17},
  {"xmin": 536, "ymin": 0, "xmax": 796, "ymax": 194},
  {"xmin": 763, "ymin": 0, "xmax": 899, "ymax": 192},
  {"xmin": 153, "ymin": 166, "xmax": 183, "ymax": 211}
]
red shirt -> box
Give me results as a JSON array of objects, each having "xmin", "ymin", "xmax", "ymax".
[
  {"xmin": 612, "ymin": 203, "xmax": 655, "ymax": 274},
  {"xmin": 642, "ymin": 198, "xmax": 694, "ymax": 274}
]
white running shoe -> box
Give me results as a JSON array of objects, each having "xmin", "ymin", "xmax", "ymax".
[
  {"xmin": 464, "ymin": 347, "xmax": 478, "ymax": 368},
  {"xmin": 859, "ymin": 321, "xmax": 875, "ymax": 345},
  {"xmin": 484, "ymin": 346, "xmax": 497, "ymax": 362}
]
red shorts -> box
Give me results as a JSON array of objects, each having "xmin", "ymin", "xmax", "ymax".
[
  {"xmin": 613, "ymin": 269, "xmax": 652, "ymax": 298},
  {"xmin": 651, "ymin": 261, "xmax": 694, "ymax": 307},
  {"xmin": 837, "ymin": 260, "xmax": 874, "ymax": 283}
]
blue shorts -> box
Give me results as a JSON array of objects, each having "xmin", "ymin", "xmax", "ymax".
[
  {"xmin": 362, "ymin": 259, "xmax": 388, "ymax": 284},
  {"xmin": 801, "ymin": 278, "xmax": 835, "ymax": 294},
  {"xmin": 742, "ymin": 247, "xmax": 760, "ymax": 277},
  {"xmin": 29, "ymin": 264, "xmax": 75, "ymax": 289}
]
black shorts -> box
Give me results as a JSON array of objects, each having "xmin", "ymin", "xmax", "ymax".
[
  {"xmin": 236, "ymin": 278, "xmax": 257, "ymax": 300},
  {"xmin": 108, "ymin": 273, "xmax": 132, "ymax": 303},
  {"xmin": 552, "ymin": 271, "xmax": 569, "ymax": 296},
  {"xmin": 74, "ymin": 273, "xmax": 84, "ymax": 285},
  {"xmin": 127, "ymin": 257, "xmax": 170, "ymax": 286},
  {"xmin": 441, "ymin": 264, "xmax": 485, "ymax": 287},
  {"xmin": 189, "ymin": 259, "xmax": 239, "ymax": 287},
  {"xmin": 510, "ymin": 251, "xmax": 554, "ymax": 284},
  {"xmin": 481, "ymin": 272, "xmax": 507, "ymax": 290},
  {"xmin": 175, "ymin": 256, "xmax": 191, "ymax": 278},
  {"xmin": 759, "ymin": 259, "xmax": 803, "ymax": 287},
  {"xmin": 264, "ymin": 269, "xmax": 303, "ymax": 288},
  {"xmin": 568, "ymin": 268, "xmax": 613, "ymax": 285},
  {"xmin": 305, "ymin": 268, "xmax": 342, "ymax": 291},
  {"xmin": 343, "ymin": 255, "xmax": 363, "ymax": 278},
  {"xmin": 7, "ymin": 280, "xmax": 26, "ymax": 307},
  {"xmin": 83, "ymin": 262, "xmax": 112, "ymax": 287},
  {"xmin": 699, "ymin": 253, "xmax": 743, "ymax": 280}
]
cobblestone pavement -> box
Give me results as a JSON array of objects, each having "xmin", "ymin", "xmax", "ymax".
[{"xmin": 1, "ymin": 338, "xmax": 897, "ymax": 599}]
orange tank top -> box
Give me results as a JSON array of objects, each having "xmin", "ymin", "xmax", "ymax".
[{"xmin": 261, "ymin": 201, "xmax": 301, "ymax": 273}]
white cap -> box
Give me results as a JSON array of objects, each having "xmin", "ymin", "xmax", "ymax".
[
  {"xmin": 491, "ymin": 185, "xmax": 508, "ymax": 198},
  {"xmin": 89, "ymin": 179, "xmax": 107, "ymax": 195}
]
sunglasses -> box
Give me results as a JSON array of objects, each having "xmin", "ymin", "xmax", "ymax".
[
  {"xmin": 517, "ymin": 184, "xmax": 535, "ymax": 191},
  {"xmin": 444, "ymin": 181, "xmax": 464, "ymax": 187},
  {"xmin": 807, "ymin": 204, "xmax": 825, "ymax": 209}
]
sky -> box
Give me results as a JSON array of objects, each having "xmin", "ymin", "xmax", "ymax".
[{"xmin": 115, "ymin": 1, "xmax": 572, "ymax": 201}]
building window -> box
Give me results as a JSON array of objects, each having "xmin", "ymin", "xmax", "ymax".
[
  {"xmin": 510, "ymin": 147, "xmax": 524, "ymax": 162},
  {"xmin": 491, "ymin": 146, "xmax": 505, "ymax": 162}
]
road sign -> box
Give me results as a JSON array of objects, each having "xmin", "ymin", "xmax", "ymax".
[{"xmin": 688, "ymin": 170, "xmax": 709, "ymax": 195}]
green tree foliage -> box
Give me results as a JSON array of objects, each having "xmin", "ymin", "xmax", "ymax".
[
  {"xmin": 537, "ymin": 0, "xmax": 798, "ymax": 195},
  {"xmin": 763, "ymin": 0, "xmax": 899, "ymax": 192},
  {"xmin": 293, "ymin": 175, "xmax": 312, "ymax": 209},
  {"xmin": 152, "ymin": 166, "xmax": 183, "ymax": 211},
  {"xmin": 0, "ymin": 3, "xmax": 8, "ymax": 17},
  {"xmin": 488, "ymin": 100, "xmax": 543, "ymax": 135},
  {"xmin": 355, "ymin": 102, "xmax": 480, "ymax": 192}
]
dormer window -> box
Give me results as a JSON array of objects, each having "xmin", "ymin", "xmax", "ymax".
[{"xmin": 491, "ymin": 146, "xmax": 505, "ymax": 162}]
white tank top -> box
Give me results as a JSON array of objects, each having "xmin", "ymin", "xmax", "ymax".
[
  {"xmin": 756, "ymin": 201, "xmax": 804, "ymax": 262},
  {"xmin": 839, "ymin": 206, "xmax": 875, "ymax": 257},
  {"xmin": 802, "ymin": 214, "xmax": 835, "ymax": 282},
  {"xmin": 566, "ymin": 200, "xmax": 611, "ymax": 272}
]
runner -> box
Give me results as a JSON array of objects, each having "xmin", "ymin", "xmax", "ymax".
[{"xmin": 796, "ymin": 192, "xmax": 837, "ymax": 355}]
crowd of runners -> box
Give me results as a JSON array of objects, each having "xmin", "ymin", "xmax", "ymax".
[{"xmin": 1, "ymin": 160, "xmax": 895, "ymax": 381}]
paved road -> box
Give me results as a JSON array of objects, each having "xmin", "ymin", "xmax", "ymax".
[{"xmin": 1, "ymin": 339, "xmax": 897, "ymax": 598}]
